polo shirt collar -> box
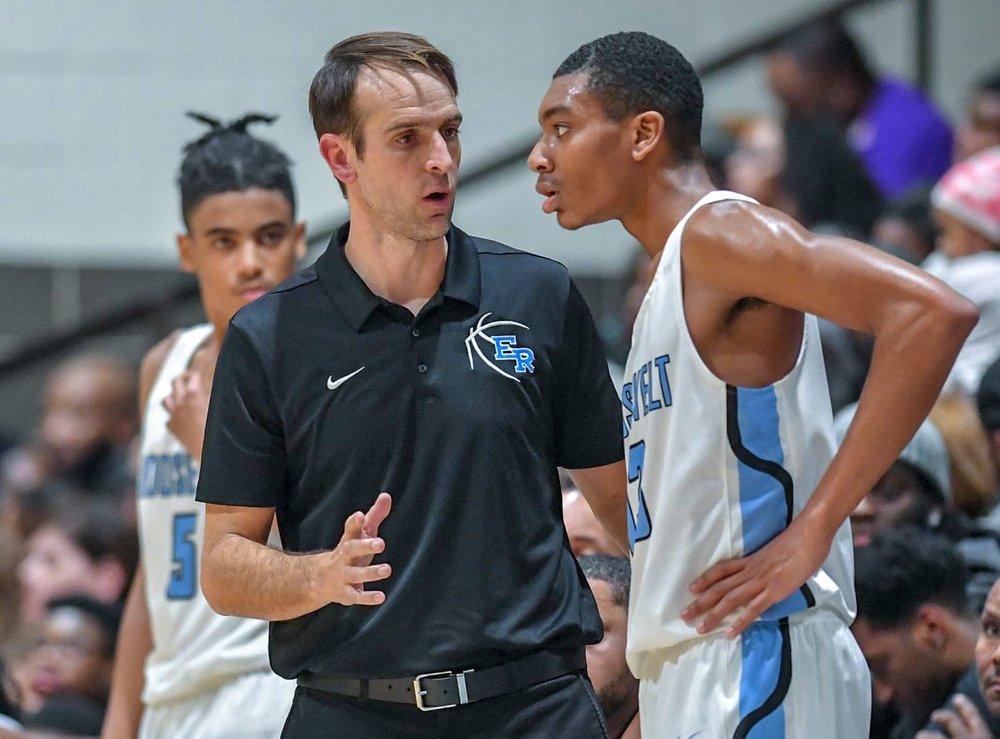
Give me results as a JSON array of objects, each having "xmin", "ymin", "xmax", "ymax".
[{"xmin": 315, "ymin": 222, "xmax": 481, "ymax": 332}]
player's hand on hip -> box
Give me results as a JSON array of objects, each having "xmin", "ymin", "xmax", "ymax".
[
  {"xmin": 320, "ymin": 495, "xmax": 393, "ymax": 607},
  {"xmin": 681, "ymin": 516, "xmax": 831, "ymax": 637},
  {"xmin": 919, "ymin": 695, "xmax": 994, "ymax": 739}
]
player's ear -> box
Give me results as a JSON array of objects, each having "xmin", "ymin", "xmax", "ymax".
[
  {"xmin": 631, "ymin": 111, "xmax": 665, "ymax": 163},
  {"xmin": 319, "ymin": 133, "xmax": 358, "ymax": 187},
  {"xmin": 176, "ymin": 233, "xmax": 197, "ymax": 274},
  {"xmin": 292, "ymin": 221, "xmax": 307, "ymax": 261}
]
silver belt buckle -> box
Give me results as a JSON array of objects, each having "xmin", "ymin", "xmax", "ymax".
[{"xmin": 412, "ymin": 669, "xmax": 473, "ymax": 711}]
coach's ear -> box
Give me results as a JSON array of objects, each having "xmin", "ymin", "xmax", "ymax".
[
  {"xmin": 631, "ymin": 111, "xmax": 665, "ymax": 163},
  {"xmin": 319, "ymin": 133, "xmax": 358, "ymax": 187}
]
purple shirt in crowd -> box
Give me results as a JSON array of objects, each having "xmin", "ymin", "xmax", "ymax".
[{"xmin": 848, "ymin": 78, "xmax": 953, "ymax": 199}]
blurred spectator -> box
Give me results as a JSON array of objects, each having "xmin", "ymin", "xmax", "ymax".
[
  {"xmin": 0, "ymin": 660, "xmax": 20, "ymax": 733},
  {"xmin": 930, "ymin": 393, "xmax": 998, "ymax": 520},
  {"xmin": 955, "ymin": 70, "xmax": 1000, "ymax": 163},
  {"xmin": 977, "ymin": 357, "xmax": 1000, "ymax": 530},
  {"xmin": 767, "ymin": 19, "xmax": 953, "ymax": 199},
  {"xmin": 579, "ymin": 555, "xmax": 639, "ymax": 739},
  {"xmin": 923, "ymin": 147, "xmax": 1000, "ymax": 395},
  {"xmin": 852, "ymin": 529, "xmax": 1000, "ymax": 739},
  {"xmin": 818, "ymin": 317, "xmax": 871, "ymax": 414},
  {"xmin": 16, "ymin": 494, "xmax": 137, "ymax": 624},
  {"xmin": 835, "ymin": 403, "xmax": 1000, "ymax": 612},
  {"xmin": 0, "ymin": 446, "xmax": 48, "ymax": 532},
  {"xmin": 563, "ymin": 482, "xmax": 623, "ymax": 558},
  {"xmin": 724, "ymin": 113, "xmax": 883, "ymax": 237},
  {"xmin": 0, "ymin": 527, "xmax": 22, "ymax": 648},
  {"xmin": 919, "ymin": 578, "xmax": 1000, "ymax": 738},
  {"xmin": 38, "ymin": 354, "xmax": 138, "ymax": 497},
  {"xmin": 873, "ymin": 185, "xmax": 937, "ymax": 264},
  {"xmin": 16, "ymin": 596, "xmax": 120, "ymax": 736}
]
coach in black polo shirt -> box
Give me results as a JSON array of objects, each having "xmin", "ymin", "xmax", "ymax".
[{"xmin": 196, "ymin": 31, "xmax": 627, "ymax": 737}]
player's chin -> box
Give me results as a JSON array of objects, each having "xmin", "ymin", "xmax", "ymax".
[
  {"xmin": 554, "ymin": 209, "xmax": 584, "ymax": 231},
  {"xmin": 555, "ymin": 208, "xmax": 601, "ymax": 231}
]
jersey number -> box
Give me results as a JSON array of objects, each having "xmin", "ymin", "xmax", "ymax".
[
  {"xmin": 627, "ymin": 441, "xmax": 652, "ymax": 553},
  {"xmin": 167, "ymin": 513, "xmax": 197, "ymax": 599}
]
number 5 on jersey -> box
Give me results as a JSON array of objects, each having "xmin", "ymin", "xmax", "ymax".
[
  {"xmin": 627, "ymin": 440, "xmax": 652, "ymax": 553},
  {"xmin": 168, "ymin": 513, "xmax": 197, "ymax": 599}
]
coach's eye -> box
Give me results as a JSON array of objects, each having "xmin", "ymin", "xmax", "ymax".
[{"xmin": 554, "ymin": 124, "xmax": 569, "ymax": 138}]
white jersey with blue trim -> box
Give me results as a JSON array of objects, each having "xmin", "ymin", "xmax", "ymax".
[
  {"xmin": 621, "ymin": 190, "xmax": 856, "ymax": 675},
  {"xmin": 138, "ymin": 324, "xmax": 273, "ymax": 705}
]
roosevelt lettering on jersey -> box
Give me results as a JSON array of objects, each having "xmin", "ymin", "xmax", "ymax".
[
  {"xmin": 622, "ymin": 354, "xmax": 673, "ymax": 438},
  {"xmin": 138, "ymin": 453, "xmax": 199, "ymax": 498}
]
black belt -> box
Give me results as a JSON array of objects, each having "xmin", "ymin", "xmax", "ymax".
[{"xmin": 296, "ymin": 648, "xmax": 586, "ymax": 712}]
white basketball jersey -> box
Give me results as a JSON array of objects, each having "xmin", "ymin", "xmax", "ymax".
[
  {"xmin": 622, "ymin": 191, "xmax": 856, "ymax": 676},
  {"xmin": 137, "ymin": 325, "xmax": 272, "ymax": 705}
]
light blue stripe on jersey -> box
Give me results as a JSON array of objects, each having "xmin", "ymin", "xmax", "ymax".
[
  {"xmin": 735, "ymin": 386, "xmax": 809, "ymax": 620},
  {"xmin": 739, "ymin": 621, "xmax": 786, "ymax": 738},
  {"xmin": 735, "ymin": 386, "xmax": 787, "ymax": 553}
]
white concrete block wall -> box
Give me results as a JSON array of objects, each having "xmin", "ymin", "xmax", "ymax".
[{"xmin": 0, "ymin": 0, "xmax": 997, "ymax": 274}]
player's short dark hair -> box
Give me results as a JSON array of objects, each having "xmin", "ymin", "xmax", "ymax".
[
  {"xmin": 579, "ymin": 554, "xmax": 631, "ymax": 611},
  {"xmin": 309, "ymin": 31, "xmax": 458, "ymax": 158},
  {"xmin": 45, "ymin": 595, "xmax": 123, "ymax": 658},
  {"xmin": 178, "ymin": 112, "xmax": 295, "ymax": 229},
  {"xmin": 855, "ymin": 527, "xmax": 969, "ymax": 630},
  {"xmin": 554, "ymin": 31, "xmax": 703, "ymax": 162}
]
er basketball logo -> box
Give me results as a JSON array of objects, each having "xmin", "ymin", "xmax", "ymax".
[{"xmin": 465, "ymin": 312, "xmax": 536, "ymax": 382}]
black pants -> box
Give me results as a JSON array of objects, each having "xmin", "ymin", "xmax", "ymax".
[{"xmin": 281, "ymin": 670, "xmax": 608, "ymax": 738}]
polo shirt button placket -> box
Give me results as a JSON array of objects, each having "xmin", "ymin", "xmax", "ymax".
[{"xmin": 417, "ymin": 363, "xmax": 428, "ymax": 374}]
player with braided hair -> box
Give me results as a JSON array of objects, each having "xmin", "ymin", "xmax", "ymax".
[{"xmin": 102, "ymin": 113, "xmax": 305, "ymax": 738}]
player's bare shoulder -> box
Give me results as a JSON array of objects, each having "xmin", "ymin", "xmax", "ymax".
[{"xmin": 684, "ymin": 198, "xmax": 807, "ymax": 266}]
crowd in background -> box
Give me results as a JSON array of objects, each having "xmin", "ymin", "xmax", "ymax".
[{"xmin": 0, "ymin": 17, "xmax": 998, "ymax": 739}]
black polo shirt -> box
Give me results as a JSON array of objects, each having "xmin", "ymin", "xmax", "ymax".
[{"xmin": 196, "ymin": 224, "xmax": 623, "ymax": 679}]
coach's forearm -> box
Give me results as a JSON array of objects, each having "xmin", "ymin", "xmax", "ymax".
[{"xmin": 201, "ymin": 534, "xmax": 333, "ymax": 621}]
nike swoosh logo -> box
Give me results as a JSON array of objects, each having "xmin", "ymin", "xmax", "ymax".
[{"xmin": 327, "ymin": 366, "xmax": 365, "ymax": 390}]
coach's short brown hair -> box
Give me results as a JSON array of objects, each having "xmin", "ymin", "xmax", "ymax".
[{"xmin": 309, "ymin": 32, "xmax": 458, "ymax": 158}]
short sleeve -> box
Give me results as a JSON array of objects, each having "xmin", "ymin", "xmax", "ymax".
[
  {"xmin": 552, "ymin": 280, "xmax": 625, "ymax": 469},
  {"xmin": 196, "ymin": 323, "xmax": 287, "ymax": 507}
]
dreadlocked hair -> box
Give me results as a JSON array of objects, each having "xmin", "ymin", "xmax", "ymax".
[{"xmin": 178, "ymin": 111, "xmax": 296, "ymax": 227}]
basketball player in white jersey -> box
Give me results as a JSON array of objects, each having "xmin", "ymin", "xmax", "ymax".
[
  {"xmin": 530, "ymin": 32, "xmax": 978, "ymax": 737},
  {"xmin": 102, "ymin": 113, "xmax": 304, "ymax": 738}
]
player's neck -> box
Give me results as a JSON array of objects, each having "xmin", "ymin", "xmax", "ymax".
[
  {"xmin": 343, "ymin": 218, "xmax": 447, "ymax": 316},
  {"xmin": 621, "ymin": 162, "xmax": 714, "ymax": 259}
]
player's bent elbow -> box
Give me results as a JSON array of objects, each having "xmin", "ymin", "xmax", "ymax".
[{"xmin": 934, "ymin": 290, "xmax": 979, "ymax": 343}]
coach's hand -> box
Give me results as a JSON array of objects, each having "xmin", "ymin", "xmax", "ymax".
[
  {"xmin": 681, "ymin": 515, "xmax": 831, "ymax": 637},
  {"xmin": 322, "ymin": 493, "xmax": 393, "ymax": 607}
]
